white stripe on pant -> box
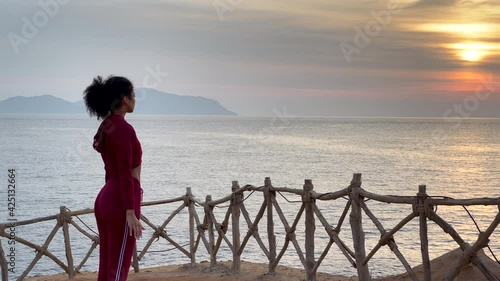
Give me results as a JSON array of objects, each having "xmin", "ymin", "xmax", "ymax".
[{"xmin": 116, "ymin": 219, "xmax": 128, "ymax": 281}]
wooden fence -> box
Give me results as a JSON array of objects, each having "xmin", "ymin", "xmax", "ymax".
[{"xmin": 0, "ymin": 173, "xmax": 499, "ymax": 281}]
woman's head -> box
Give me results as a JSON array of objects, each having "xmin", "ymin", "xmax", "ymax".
[{"xmin": 83, "ymin": 75, "xmax": 136, "ymax": 120}]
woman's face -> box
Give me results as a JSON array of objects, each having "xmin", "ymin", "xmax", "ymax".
[{"xmin": 123, "ymin": 90, "xmax": 136, "ymax": 113}]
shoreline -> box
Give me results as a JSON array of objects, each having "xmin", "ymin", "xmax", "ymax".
[{"xmin": 24, "ymin": 248, "xmax": 500, "ymax": 281}]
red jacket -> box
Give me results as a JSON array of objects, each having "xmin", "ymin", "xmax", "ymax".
[{"xmin": 93, "ymin": 113, "xmax": 142, "ymax": 210}]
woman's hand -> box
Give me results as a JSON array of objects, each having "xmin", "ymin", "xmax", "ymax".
[{"xmin": 126, "ymin": 209, "xmax": 145, "ymax": 239}]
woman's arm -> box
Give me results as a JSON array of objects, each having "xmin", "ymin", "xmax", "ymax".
[
  {"xmin": 110, "ymin": 123, "xmax": 144, "ymax": 238},
  {"xmin": 112, "ymin": 125, "xmax": 136, "ymax": 211}
]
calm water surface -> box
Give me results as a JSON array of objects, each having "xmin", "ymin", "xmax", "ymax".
[{"xmin": 0, "ymin": 114, "xmax": 499, "ymax": 278}]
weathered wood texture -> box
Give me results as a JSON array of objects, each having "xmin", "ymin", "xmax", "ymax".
[
  {"xmin": 0, "ymin": 241, "xmax": 7, "ymax": 281},
  {"xmin": 0, "ymin": 175, "xmax": 498, "ymax": 281},
  {"xmin": 349, "ymin": 174, "xmax": 371, "ymax": 281}
]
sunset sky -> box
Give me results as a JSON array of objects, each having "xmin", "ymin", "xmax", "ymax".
[{"xmin": 1, "ymin": 0, "xmax": 499, "ymax": 116}]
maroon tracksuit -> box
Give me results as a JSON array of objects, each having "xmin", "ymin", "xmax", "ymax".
[{"xmin": 92, "ymin": 113, "xmax": 143, "ymax": 281}]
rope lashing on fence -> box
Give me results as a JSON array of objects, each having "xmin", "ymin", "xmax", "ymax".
[
  {"xmin": 376, "ymin": 231, "xmax": 395, "ymax": 248},
  {"xmin": 64, "ymin": 207, "xmax": 98, "ymax": 236},
  {"xmin": 276, "ymin": 190, "xmax": 302, "ymax": 203},
  {"xmin": 153, "ymin": 228, "xmax": 166, "ymax": 240},
  {"xmin": 216, "ymin": 222, "xmax": 228, "ymax": 234},
  {"xmin": 247, "ymin": 224, "xmax": 259, "ymax": 236},
  {"xmin": 429, "ymin": 196, "xmax": 500, "ymax": 266},
  {"xmin": 57, "ymin": 209, "xmax": 72, "ymax": 225},
  {"xmin": 138, "ymin": 242, "xmax": 192, "ymax": 254},
  {"xmin": 214, "ymin": 186, "xmax": 264, "ymax": 208},
  {"xmin": 215, "ymin": 190, "xmax": 257, "ymax": 208},
  {"xmin": 34, "ymin": 245, "xmax": 48, "ymax": 255},
  {"xmin": 197, "ymin": 223, "xmax": 208, "ymax": 232},
  {"xmin": 412, "ymin": 197, "xmax": 434, "ymax": 217}
]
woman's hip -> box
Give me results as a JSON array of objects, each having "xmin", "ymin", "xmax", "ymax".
[{"xmin": 95, "ymin": 178, "xmax": 142, "ymax": 208}]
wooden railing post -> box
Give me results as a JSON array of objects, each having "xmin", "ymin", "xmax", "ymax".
[
  {"xmin": 132, "ymin": 244, "xmax": 139, "ymax": 273},
  {"xmin": 60, "ymin": 206, "xmax": 75, "ymax": 279},
  {"xmin": 265, "ymin": 177, "xmax": 277, "ymax": 274},
  {"xmin": 231, "ymin": 181, "xmax": 242, "ymax": 272},
  {"xmin": 187, "ymin": 187, "xmax": 196, "ymax": 265},
  {"xmin": 0, "ymin": 240, "xmax": 8, "ymax": 281},
  {"xmin": 417, "ymin": 185, "xmax": 431, "ymax": 281},
  {"xmin": 205, "ymin": 195, "xmax": 216, "ymax": 267},
  {"xmin": 303, "ymin": 179, "xmax": 316, "ymax": 281},
  {"xmin": 349, "ymin": 173, "xmax": 371, "ymax": 281}
]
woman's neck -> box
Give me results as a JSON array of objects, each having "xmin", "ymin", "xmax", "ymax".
[{"xmin": 112, "ymin": 110, "xmax": 126, "ymax": 118}]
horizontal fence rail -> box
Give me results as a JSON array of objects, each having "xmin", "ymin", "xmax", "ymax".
[{"xmin": 0, "ymin": 173, "xmax": 499, "ymax": 281}]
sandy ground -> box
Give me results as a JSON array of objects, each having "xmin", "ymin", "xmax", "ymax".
[{"xmin": 25, "ymin": 248, "xmax": 500, "ymax": 281}]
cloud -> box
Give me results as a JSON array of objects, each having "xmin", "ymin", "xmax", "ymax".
[
  {"xmin": 411, "ymin": 0, "xmax": 499, "ymax": 7},
  {"xmin": 1, "ymin": 0, "xmax": 499, "ymax": 116},
  {"xmin": 409, "ymin": 0, "xmax": 461, "ymax": 7}
]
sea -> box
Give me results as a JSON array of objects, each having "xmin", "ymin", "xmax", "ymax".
[{"xmin": 0, "ymin": 114, "xmax": 499, "ymax": 279}]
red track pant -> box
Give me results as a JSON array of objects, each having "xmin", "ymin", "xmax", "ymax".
[{"xmin": 94, "ymin": 178, "xmax": 142, "ymax": 281}]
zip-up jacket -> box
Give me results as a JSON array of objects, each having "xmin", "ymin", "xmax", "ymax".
[{"xmin": 93, "ymin": 113, "xmax": 142, "ymax": 210}]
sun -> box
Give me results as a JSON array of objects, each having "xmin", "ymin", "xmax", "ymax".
[
  {"xmin": 414, "ymin": 23, "xmax": 499, "ymax": 63},
  {"xmin": 459, "ymin": 49, "xmax": 485, "ymax": 62},
  {"xmin": 448, "ymin": 42, "xmax": 494, "ymax": 63}
]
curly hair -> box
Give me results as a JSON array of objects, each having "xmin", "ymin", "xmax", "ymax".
[{"xmin": 83, "ymin": 75, "xmax": 134, "ymax": 120}]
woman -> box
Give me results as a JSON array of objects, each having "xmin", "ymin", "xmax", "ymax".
[{"xmin": 83, "ymin": 75, "xmax": 145, "ymax": 281}]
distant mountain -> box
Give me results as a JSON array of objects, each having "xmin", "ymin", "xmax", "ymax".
[
  {"xmin": 0, "ymin": 95, "xmax": 81, "ymax": 114},
  {"xmin": 0, "ymin": 89, "xmax": 236, "ymax": 115},
  {"xmin": 133, "ymin": 88, "xmax": 235, "ymax": 115}
]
